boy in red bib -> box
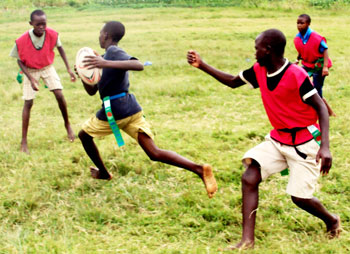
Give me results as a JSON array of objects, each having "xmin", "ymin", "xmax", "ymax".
[
  {"xmin": 294, "ymin": 14, "xmax": 335, "ymax": 116},
  {"xmin": 188, "ymin": 29, "xmax": 340, "ymax": 250},
  {"xmin": 10, "ymin": 10, "xmax": 76, "ymax": 153}
]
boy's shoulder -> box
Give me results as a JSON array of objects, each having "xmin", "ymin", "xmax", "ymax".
[
  {"xmin": 106, "ymin": 45, "xmax": 124, "ymax": 54},
  {"xmin": 105, "ymin": 45, "xmax": 132, "ymax": 61}
]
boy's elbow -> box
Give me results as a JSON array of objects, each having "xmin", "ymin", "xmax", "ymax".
[{"xmin": 135, "ymin": 61, "xmax": 144, "ymax": 71}]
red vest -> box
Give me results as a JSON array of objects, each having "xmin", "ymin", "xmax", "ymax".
[
  {"xmin": 16, "ymin": 27, "xmax": 58, "ymax": 69},
  {"xmin": 294, "ymin": 31, "xmax": 332, "ymax": 69},
  {"xmin": 253, "ymin": 63, "xmax": 319, "ymax": 145}
]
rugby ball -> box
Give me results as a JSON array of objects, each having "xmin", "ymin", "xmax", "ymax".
[{"xmin": 75, "ymin": 47, "xmax": 102, "ymax": 85}]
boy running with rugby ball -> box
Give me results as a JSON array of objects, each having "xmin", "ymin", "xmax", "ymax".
[{"xmin": 78, "ymin": 21, "xmax": 217, "ymax": 198}]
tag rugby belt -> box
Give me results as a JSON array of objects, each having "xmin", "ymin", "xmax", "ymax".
[
  {"xmin": 103, "ymin": 92, "xmax": 126, "ymax": 147},
  {"xmin": 279, "ymin": 124, "xmax": 321, "ymax": 176},
  {"xmin": 278, "ymin": 125, "xmax": 321, "ymax": 160}
]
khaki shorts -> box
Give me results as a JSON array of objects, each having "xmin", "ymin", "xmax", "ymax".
[
  {"xmin": 23, "ymin": 65, "xmax": 63, "ymax": 100},
  {"xmin": 242, "ymin": 134, "xmax": 321, "ymax": 199},
  {"xmin": 82, "ymin": 111, "xmax": 154, "ymax": 141}
]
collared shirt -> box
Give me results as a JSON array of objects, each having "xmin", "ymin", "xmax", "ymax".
[
  {"xmin": 296, "ymin": 27, "xmax": 328, "ymax": 53},
  {"xmin": 10, "ymin": 28, "xmax": 62, "ymax": 59}
]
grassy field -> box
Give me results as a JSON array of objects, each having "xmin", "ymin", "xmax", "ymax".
[{"xmin": 0, "ymin": 5, "xmax": 350, "ymax": 254}]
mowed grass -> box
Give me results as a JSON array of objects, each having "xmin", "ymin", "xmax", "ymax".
[{"xmin": 0, "ymin": 6, "xmax": 350, "ymax": 254}]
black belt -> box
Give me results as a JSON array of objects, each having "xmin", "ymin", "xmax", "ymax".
[{"xmin": 278, "ymin": 127, "xmax": 307, "ymax": 159}]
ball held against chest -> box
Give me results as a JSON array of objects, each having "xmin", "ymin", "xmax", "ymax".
[{"xmin": 75, "ymin": 47, "xmax": 102, "ymax": 86}]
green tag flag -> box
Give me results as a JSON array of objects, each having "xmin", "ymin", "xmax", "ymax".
[
  {"xmin": 280, "ymin": 168, "xmax": 289, "ymax": 176},
  {"xmin": 307, "ymin": 125, "xmax": 321, "ymax": 145},
  {"xmin": 103, "ymin": 96, "xmax": 125, "ymax": 147},
  {"xmin": 16, "ymin": 70, "xmax": 23, "ymax": 84}
]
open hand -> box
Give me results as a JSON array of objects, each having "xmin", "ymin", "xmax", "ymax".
[
  {"xmin": 83, "ymin": 55, "xmax": 105, "ymax": 69},
  {"xmin": 316, "ymin": 145, "xmax": 332, "ymax": 175},
  {"xmin": 187, "ymin": 50, "xmax": 202, "ymax": 68}
]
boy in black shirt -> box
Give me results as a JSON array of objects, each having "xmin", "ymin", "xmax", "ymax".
[{"xmin": 78, "ymin": 21, "xmax": 217, "ymax": 198}]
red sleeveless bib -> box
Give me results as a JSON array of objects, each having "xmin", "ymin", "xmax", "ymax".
[
  {"xmin": 253, "ymin": 63, "xmax": 319, "ymax": 145},
  {"xmin": 294, "ymin": 31, "xmax": 332, "ymax": 69},
  {"xmin": 16, "ymin": 27, "xmax": 58, "ymax": 69}
]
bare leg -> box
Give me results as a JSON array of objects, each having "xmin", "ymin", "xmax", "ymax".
[
  {"xmin": 291, "ymin": 196, "xmax": 341, "ymax": 238},
  {"xmin": 52, "ymin": 89, "xmax": 75, "ymax": 141},
  {"xmin": 21, "ymin": 99, "xmax": 33, "ymax": 153},
  {"xmin": 78, "ymin": 130, "xmax": 112, "ymax": 180},
  {"xmin": 137, "ymin": 132, "xmax": 217, "ymax": 198},
  {"xmin": 223, "ymin": 160, "xmax": 261, "ymax": 251}
]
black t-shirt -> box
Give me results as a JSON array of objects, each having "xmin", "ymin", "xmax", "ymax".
[{"xmin": 96, "ymin": 45, "xmax": 142, "ymax": 121}]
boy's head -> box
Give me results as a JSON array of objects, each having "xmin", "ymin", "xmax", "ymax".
[
  {"xmin": 255, "ymin": 29, "xmax": 286, "ymax": 66},
  {"xmin": 297, "ymin": 14, "xmax": 311, "ymax": 34},
  {"xmin": 29, "ymin": 9, "xmax": 47, "ymax": 37},
  {"xmin": 99, "ymin": 21, "xmax": 125, "ymax": 49}
]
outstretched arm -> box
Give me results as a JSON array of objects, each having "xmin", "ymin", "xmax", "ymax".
[
  {"xmin": 305, "ymin": 94, "xmax": 332, "ymax": 175},
  {"xmin": 57, "ymin": 46, "xmax": 76, "ymax": 82},
  {"xmin": 187, "ymin": 50, "xmax": 245, "ymax": 89},
  {"xmin": 83, "ymin": 56, "xmax": 144, "ymax": 71}
]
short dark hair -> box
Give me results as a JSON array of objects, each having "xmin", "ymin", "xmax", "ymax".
[
  {"xmin": 261, "ymin": 29, "xmax": 286, "ymax": 56},
  {"xmin": 103, "ymin": 21, "xmax": 125, "ymax": 43},
  {"xmin": 299, "ymin": 14, "xmax": 311, "ymax": 24},
  {"xmin": 30, "ymin": 9, "xmax": 46, "ymax": 21}
]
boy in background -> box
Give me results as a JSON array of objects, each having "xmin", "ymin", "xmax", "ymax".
[
  {"xmin": 188, "ymin": 29, "xmax": 340, "ymax": 250},
  {"xmin": 10, "ymin": 9, "xmax": 76, "ymax": 153},
  {"xmin": 294, "ymin": 14, "xmax": 335, "ymax": 116},
  {"xmin": 78, "ymin": 21, "xmax": 217, "ymax": 198}
]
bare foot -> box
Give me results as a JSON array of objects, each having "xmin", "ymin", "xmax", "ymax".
[
  {"xmin": 65, "ymin": 124, "xmax": 75, "ymax": 142},
  {"xmin": 20, "ymin": 142, "xmax": 29, "ymax": 154},
  {"xmin": 219, "ymin": 241, "xmax": 254, "ymax": 251},
  {"xmin": 90, "ymin": 166, "xmax": 112, "ymax": 180},
  {"xmin": 202, "ymin": 164, "xmax": 218, "ymax": 198},
  {"xmin": 327, "ymin": 214, "xmax": 341, "ymax": 239}
]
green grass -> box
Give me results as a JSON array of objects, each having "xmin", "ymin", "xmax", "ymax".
[
  {"xmin": 1, "ymin": 0, "xmax": 350, "ymax": 9},
  {"xmin": 1, "ymin": 5, "xmax": 350, "ymax": 254}
]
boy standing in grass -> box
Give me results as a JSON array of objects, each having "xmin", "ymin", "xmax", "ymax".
[
  {"xmin": 10, "ymin": 9, "xmax": 76, "ymax": 153},
  {"xmin": 78, "ymin": 21, "xmax": 217, "ymax": 198},
  {"xmin": 294, "ymin": 14, "xmax": 335, "ymax": 116},
  {"xmin": 187, "ymin": 29, "xmax": 340, "ymax": 249}
]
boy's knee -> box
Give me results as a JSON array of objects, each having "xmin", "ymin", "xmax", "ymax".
[
  {"xmin": 24, "ymin": 100, "xmax": 34, "ymax": 108},
  {"xmin": 241, "ymin": 164, "xmax": 262, "ymax": 187},
  {"xmin": 291, "ymin": 196, "xmax": 310, "ymax": 205},
  {"xmin": 53, "ymin": 89, "xmax": 64, "ymax": 100},
  {"xmin": 78, "ymin": 130, "xmax": 92, "ymax": 141},
  {"xmin": 146, "ymin": 148, "xmax": 162, "ymax": 162}
]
